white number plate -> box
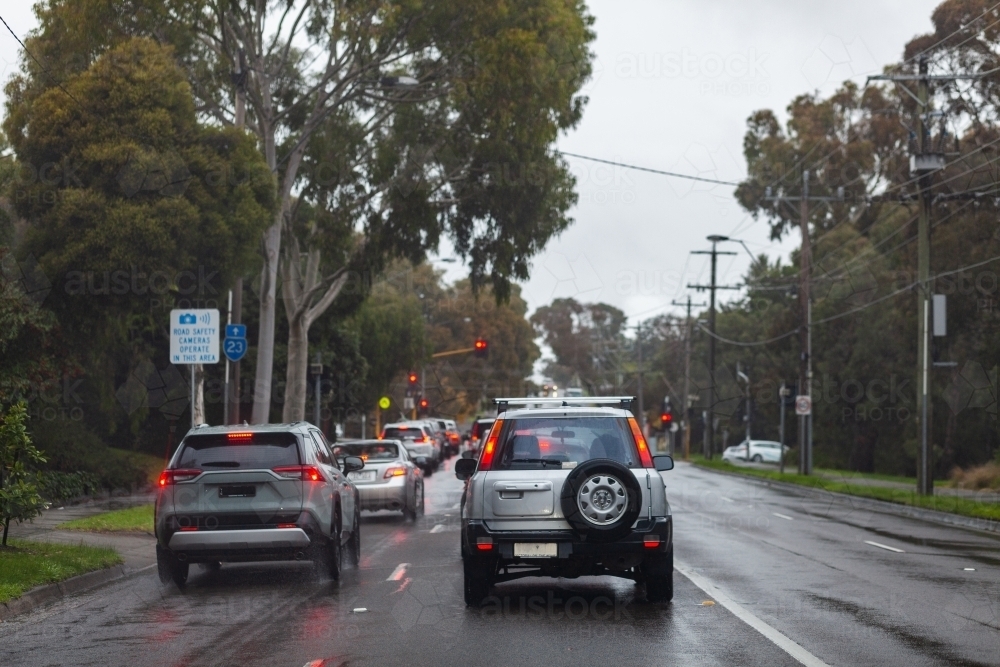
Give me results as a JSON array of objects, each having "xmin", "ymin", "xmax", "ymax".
[
  {"xmin": 514, "ymin": 542, "xmax": 558, "ymax": 558},
  {"xmin": 348, "ymin": 471, "xmax": 376, "ymax": 482}
]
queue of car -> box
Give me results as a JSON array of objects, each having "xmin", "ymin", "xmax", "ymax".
[{"xmin": 154, "ymin": 399, "xmax": 676, "ymax": 608}]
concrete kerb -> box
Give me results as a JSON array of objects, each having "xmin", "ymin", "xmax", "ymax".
[
  {"xmin": 690, "ymin": 463, "xmax": 1000, "ymax": 534},
  {"xmin": 0, "ymin": 563, "xmax": 157, "ymax": 622}
]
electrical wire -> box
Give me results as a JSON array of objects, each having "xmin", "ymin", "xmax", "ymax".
[{"xmin": 558, "ymin": 151, "xmax": 742, "ymax": 186}]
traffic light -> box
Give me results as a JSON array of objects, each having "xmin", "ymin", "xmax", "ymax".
[
  {"xmin": 660, "ymin": 396, "xmax": 673, "ymax": 430},
  {"xmin": 418, "ymin": 397, "xmax": 430, "ymax": 414},
  {"xmin": 408, "ymin": 372, "xmax": 419, "ymax": 385},
  {"xmin": 406, "ymin": 372, "xmax": 419, "ymax": 397},
  {"xmin": 474, "ymin": 338, "xmax": 488, "ymax": 359}
]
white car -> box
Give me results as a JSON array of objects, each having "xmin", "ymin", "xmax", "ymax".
[{"xmin": 721, "ymin": 440, "xmax": 788, "ymax": 464}]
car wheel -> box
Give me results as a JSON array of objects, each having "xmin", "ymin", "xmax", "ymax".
[
  {"xmin": 463, "ymin": 555, "xmax": 494, "ymax": 607},
  {"xmin": 315, "ymin": 519, "xmax": 343, "ymax": 581},
  {"xmin": 751, "ymin": 454, "xmax": 763, "ymax": 463},
  {"xmin": 423, "ymin": 466, "xmax": 433, "ymax": 478},
  {"xmin": 643, "ymin": 546, "xmax": 673, "ymax": 603},
  {"xmin": 406, "ymin": 482, "xmax": 424, "ymax": 521},
  {"xmin": 347, "ymin": 507, "xmax": 361, "ymax": 568},
  {"xmin": 157, "ymin": 545, "xmax": 188, "ymax": 587},
  {"xmin": 560, "ymin": 459, "xmax": 643, "ymax": 543}
]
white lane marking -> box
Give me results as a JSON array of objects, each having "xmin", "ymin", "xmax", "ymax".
[
  {"xmin": 719, "ymin": 497, "xmax": 733, "ymax": 503},
  {"xmin": 675, "ymin": 561, "xmax": 831, "ymax": 667},
  {"xmin": 964, "ymin": 567, "xmax": 976, "ymax": 571},
  {"xmin": 773, "ymin": 512, "xmax": 794, "ymax": 521},
  {"xmin": 864, "ymin": 540, "xmax": 904, "ymax": 553},
  {"xmin": 430, "ymin": 524, "xmax": 446, "ymax": 533},
  {"xmin": 386, "ymin": 563, "xmax": 409, "ymax": 581}
]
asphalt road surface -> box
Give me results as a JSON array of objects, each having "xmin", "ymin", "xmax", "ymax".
[{"xmin": 2, "ymin": 461, "xmax": 998, "ymax": 667}]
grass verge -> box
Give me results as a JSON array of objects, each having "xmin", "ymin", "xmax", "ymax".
[
  {"xmin": 0, "ymin": 540, "xmax": 122, "ymax": 604},
  {"xmin": 58, "ymin": 504, "xmax": 154, "ymax": 533},
  {"xmin": 691, "ymin": 457, "xmax": 1000, "ymax": 523}
]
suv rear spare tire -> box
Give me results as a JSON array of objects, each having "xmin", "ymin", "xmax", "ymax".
[{"xmin": 560, "ymin": 459, "xmax": 642, "ymax": 543}]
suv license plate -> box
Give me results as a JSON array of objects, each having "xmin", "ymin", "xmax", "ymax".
[
  {"xmin": 348, "ymin": 471, "xmax": 376, "ymax": 482},
  {"xmin": 514, "ymin": 543, "xmax": 557, "ymax": 558}
]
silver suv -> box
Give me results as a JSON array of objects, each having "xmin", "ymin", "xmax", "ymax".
[
  {"xmin": 155, "ymin": 423, "xmax": 364, "ymax": 586},
  {"xmin": 455, "ymin": 398, "xmax": 675, "ymax": 606}
]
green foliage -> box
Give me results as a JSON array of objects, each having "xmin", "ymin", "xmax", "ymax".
[
  {"xmin": 0, "ymin": 538, "xmax": 122, "ymax": 603},
  {"xmin": 0, "ymin": 403, "xmax": 46, "ymax": 546},
  {"xmin": 531, "ymin": 298, "xmax": 628, "ymax": 391},
  {"xmin": 33, "ymin": 470, "xmax": 102, "ymax": 503}
]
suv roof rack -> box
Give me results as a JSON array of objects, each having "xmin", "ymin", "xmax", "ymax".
[{"xmin": 494, "ymin": 396, "xmax": 636, "ymax": 415}]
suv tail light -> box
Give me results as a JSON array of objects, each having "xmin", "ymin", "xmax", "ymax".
[
  {"xmin": 384, "ymin": 466, "xmax": 406, "ymax": 479},
  {"xmin": 476, "ymin": 419, "xmax": 504, "ymax": 470},
  {"xmin": 627, "ymin": 417, "xmax": 654, "ymax": 468},
  {"xmin": 272, "ymin": 465, "xmax": 325, "ymax": 482},
  {"xmin": 158, "ymin": 469, "xmax": 202, "ymax": 486}
]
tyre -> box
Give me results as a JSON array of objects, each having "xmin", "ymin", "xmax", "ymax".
[
  {"xmin": 315, "ymin": 520, "xmax": 343, "ymax": 581},
  {"xmin": 406, "ymin": 482, "xmax": 424, "ymax": 521},
  {"xmin": 423, "ymin": 466, "xmax": 433, "ymax": 478},
  {"xmin": 559, "ymin": 459, "xmax": 643, "ymax": 543},
  {"xmin": 751, "ymin": 454, "xmax": 763, "ymax": 463},
  {"xmin": 463, "ymin": 555, "xmax": 494, "ymax": 607},
  {"xmin": 347, "ymin": 506, "xmax": 361, "ymax": 568},
  {"xmin": 157, "ymin": 545, "xmax": 188, "ymax": 587},
  {"xmin": 643, "ymin": 546, "xmax": 674, "ymax": 602}
]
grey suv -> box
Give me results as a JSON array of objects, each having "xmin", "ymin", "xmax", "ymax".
[
  {"xmin": 455, "ymin": 398, "xmax": 675, "ymax": 606},
  {"xmin": 155, "ymin": 422, "xmax": 364, "ymax": 586}
]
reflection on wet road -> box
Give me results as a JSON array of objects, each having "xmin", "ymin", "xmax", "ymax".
[{"xmin": 1, "ymin": 460, "xmax": 997, "ymax": 667}]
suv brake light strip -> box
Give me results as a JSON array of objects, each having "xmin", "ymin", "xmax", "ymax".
[
  {"xmin": 476, "ymin": 419, "xmax": 504, "ymax": 470},
  {"xmin": 627, "ymin": 417, "xmax": 654, "ymax": 468}
]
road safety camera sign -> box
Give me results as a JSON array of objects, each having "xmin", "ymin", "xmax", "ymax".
[
  {"xmin": 795, "ymin": 395, "xmax": 812, "ymax": 416},
  {"xmin": 170, "ymin": 309, "xmax": 220, "ymax": 364}
]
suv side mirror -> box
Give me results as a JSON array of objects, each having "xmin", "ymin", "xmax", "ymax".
[
  {"xmin": 455, "ymin": 457, "xmax": 478, "ymax": 480},
  {"xmin": 343, "ymin": 456, "xmax": 365, "ymax": 474},
  {"xmin": 652, "ymin": 455, "xmax": 674, "ymax": 472}
]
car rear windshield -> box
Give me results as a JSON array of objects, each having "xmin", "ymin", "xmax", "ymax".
[
  {"xmin": 175, "ymin": 433, "xmax": 301, "ymax": 470},
  {"xmin": 493, "ymin": 417, "xmax": 640, "ymax": 470},
  {"xmin": 471, "ymin": 420, "xmax": 494, "ymax": 438},
  {"xmin": 382, "ymin": 427, "xmax": 424, "ymax": 440},
  {"xmin": 334, "ymin": 443, "xmax": 400, "ymax": 460}
]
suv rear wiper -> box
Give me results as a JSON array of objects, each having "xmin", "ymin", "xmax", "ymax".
[
  {"xmin": 509, "ymin": 458, "xmax": 563, "ymax": 467},
  {"xmin": 202, "ymin": 461, "xmax": 241, "ymax": 468}
]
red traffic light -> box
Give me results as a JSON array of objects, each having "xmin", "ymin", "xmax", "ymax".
[
  {"xmin": 474, "ymin": 338, "xmax": 488, "ymax": 359},
  {"xmin": 474, "ymin": 339, "xmax": 487, "ymax": 350},
  {"xmin": 408, "ymin": 372, "xmax": 418, "ymax": 385},
  {"xmin": 660, "ymin": 413, "xmax": 672, "ymax": 424}
]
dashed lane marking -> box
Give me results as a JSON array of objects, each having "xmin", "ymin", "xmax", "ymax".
[
  {"xmin": 675, "ymin": 561, "xmax": 832, "ymax": 667},
  {"xmin": 430, "ymin": 524, "xmax": 446, "ymax": 533},
  {"xmin": 386, "ymin": 563, "xmax": 409, "ymax": 581},
  {"xmin": 863, "ymin": 540, "xmax": 904, "ymax": 553},
  {"xmin": 772, "ymin": 513, "xmax": 794, "ymax": 521}
]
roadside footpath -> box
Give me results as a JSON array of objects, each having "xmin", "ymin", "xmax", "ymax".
[{"xmin": 0, "ymin": 494, "xmax": 157, "ymax": 621}]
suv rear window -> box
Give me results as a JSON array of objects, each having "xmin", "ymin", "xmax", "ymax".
[
  {"xmin": 493, "ymin": 417, "xmax": 640, "ymax": 470},
  {"xmin": 382, "ymin": 427, "xmax": 425, "ymax": 441},
  {"xmin": 175, "ymin": 433, "xmax": 301, "ymax": 469},
  {"xmin": 334, "ymin": 443, "xmax": 400, "ymax": 460}
]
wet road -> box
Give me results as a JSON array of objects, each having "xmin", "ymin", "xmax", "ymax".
[{"xmin": 2, "ymin": 460, "xmax": 998, "ymax": 667}]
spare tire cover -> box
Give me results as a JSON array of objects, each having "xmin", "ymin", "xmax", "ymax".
[{"xmin": 560, "ymin": 459, "xmax": 643, "ymax": 543}]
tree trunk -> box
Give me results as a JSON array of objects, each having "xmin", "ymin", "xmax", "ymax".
[
  {"xmin": 193, "ymin": 364, "xmax": 206, "ymax": 425},
  {"xmin": 282, "ymin": 316, "xmax": 309, "ymax": 422},
  {"xmin": 2, "ymin": 517, "xmax": 9, "ymax": 547},
  {"xmin": 251, "ymin": 214, "xmax": 283, "ymax": 424}
]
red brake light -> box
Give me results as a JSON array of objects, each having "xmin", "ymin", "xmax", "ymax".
[
  {"xmin": 643, "ymin": 535, "xmax": 661, "ymax": 548},
  {"xmin": 277, "ymin": 523, "xmax": 298, "ymax": 529},
  {"xmin": 476, "ymin": 537, "xmax": 494, "ymax": 551},
  {"xmin": 477, "ymin": 419, "xmax": 504, "ymax": 470},
  {"xmin": 158, "ymin": 469, "xmax": 202, "ymax": 486},
  {"xmin": 384, "ymin": 466, "xmax": 407, "ymax": 479},
  {"xmin": 272, "ymin": 465, "xmax": 325, "ymax": 482},
  {"xmin": 627, "ymin": 417, "xmax": 654, "ymax": 468},
  {"xmin": 228, "ymin": 432, "xmax": 253, "ymax": 441}
]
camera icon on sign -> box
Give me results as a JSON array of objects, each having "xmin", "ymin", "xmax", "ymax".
[{"xmin": 179, "ymin": 313, "xmax": 197, "ymax": 324}]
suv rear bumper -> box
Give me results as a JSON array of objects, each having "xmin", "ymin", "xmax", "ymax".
[
  {"xmin": 463, "ymin": 516, "xmax": 672, "ymax": 558},
  {"xmin": 168, "ymin": 527, "xmax": 311, "ymax": 551}
]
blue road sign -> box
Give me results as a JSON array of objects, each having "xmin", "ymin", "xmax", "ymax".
[
  {"xmin": 226, "ymin": 324, "xmax": 247, "ymax": 339},
  {"xmin": 224, "ymin": 337, "xmax": 248, "ymax": 362}
]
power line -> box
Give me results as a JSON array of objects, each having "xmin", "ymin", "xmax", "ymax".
[{"xmin": 558, "ymin": 151, "xmax": 742, "ymax": 186}]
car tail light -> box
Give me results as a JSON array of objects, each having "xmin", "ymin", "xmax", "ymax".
[
  {"xmin": 476, "ymin": 537, "xmax": 494, "ymax": 551},
  {"xmin": 627, "ymin": 417, "xmax": 654, "ymax": 468},
  {"xmin": 277, "ymin": 523, "xmax": 297, "ymax": 529},
  {"xmin": 179, "ymin": 526, "xmax": 199, "ymax": 532},
  {"xmin": 476, "ymin": 419, "xmax": 504, "ymax": 470},
  {"xmin": 272, "ymin": 465, "xmax": 325, "ymax": 482},
  {"xmin": 643, "ymin": 535, "xmax": 661, "ymax": 548},
  {"xmin": 422, "ymin": 435, "xmax": 431, "ymax": 443},
  {"xmin": 158, "ymin": 469, "xmax": 202, "ymax": 486},
  {"xmin": 384, "ymin": 466, "xmax": 406, "ymax": 479}
]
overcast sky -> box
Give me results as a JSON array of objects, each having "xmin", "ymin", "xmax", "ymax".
[{"xmin": 1, "ymin": 1, "xmax": 942, "ymax": 323}]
